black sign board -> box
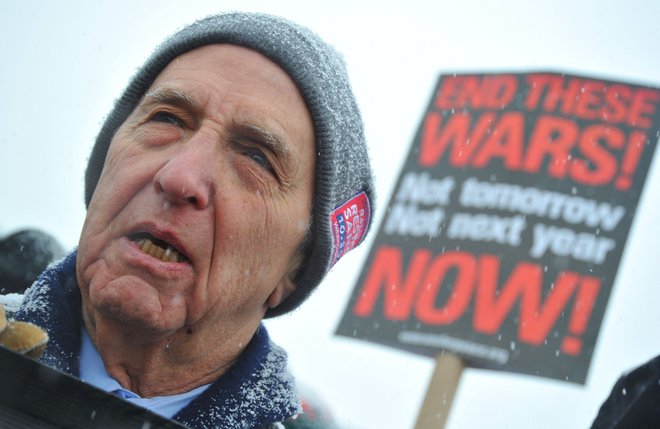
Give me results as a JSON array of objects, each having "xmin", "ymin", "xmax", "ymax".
[
  {"xmin": 336, "ymin": 72, "xmax": 660, "ymax": 384},
  {"xmin": 0, "ymin": 346, "xmax": 188, "ymax": 428}
]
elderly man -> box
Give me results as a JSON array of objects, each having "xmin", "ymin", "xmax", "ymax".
[{"xmin": 13, "ymin": 12, "xmax": 374, "ymax": 428}]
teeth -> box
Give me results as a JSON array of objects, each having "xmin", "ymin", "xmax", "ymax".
[
  {"xmin": 153, "ymin": 245, "xmax": 164, "ymax": 260},
  {"xmin": 140, "ymin": 238, "xmax": 152, "ymax": 253},
  {"xmin": 136, "ymin": 238, "xmax": 185, "ymax": 262}
]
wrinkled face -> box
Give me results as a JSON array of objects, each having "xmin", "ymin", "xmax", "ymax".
[{"xmin": 77, "ymin": 44, "xmax": 315, "ymax": 335}]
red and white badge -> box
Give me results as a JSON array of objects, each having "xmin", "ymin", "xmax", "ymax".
[{"xmin": 329, "ymin": 191, "xmax": 371, "ymax": 267}]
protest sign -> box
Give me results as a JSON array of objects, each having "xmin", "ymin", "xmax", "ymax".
[{"xmin": 336, "ymin": 72, "xmax": 660, "ymax": 384}]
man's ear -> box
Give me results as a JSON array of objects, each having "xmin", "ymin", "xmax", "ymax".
[
  {"xmin": 266, "ymin": 276, "xmax": 296, "ymax": 309},
  {"xmin": 266, "ymin": 251, "xmax": 304, "ymax": 309}
]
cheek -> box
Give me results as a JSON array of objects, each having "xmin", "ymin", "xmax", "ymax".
[
  {"xmin": 78, "ymin": 175, "xmax": 131, "ymax": 258},
  {"xmin": 205, "ymin": 200, "xmax": 287, "ymax": 286},
  {"xmin": 77, "ymin": 202, "xmax": 111, "ymax": 282},
  {"xmin": 91, "ymin": 133, "xmax": 166, "ymax": 206},
  {"xmin": 243, "ymin": 199, "xmax": 309, "ymax": 274},
  {"xmin": 191, "ymin": 185, "xmax": 312, "ymax": 315},
  {"xmin": 83, "ymin": 153, "xmax": 163, "ymax": 238}
]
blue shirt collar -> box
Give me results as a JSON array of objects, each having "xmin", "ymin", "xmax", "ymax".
[{"xmin": 79, "ymin": 326, "xmax": 210, "ymax": 419}]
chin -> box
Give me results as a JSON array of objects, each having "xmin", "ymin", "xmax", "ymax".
[{"xmin": 88, "ymin": 283, "xmax": 187, "ymax": 336}]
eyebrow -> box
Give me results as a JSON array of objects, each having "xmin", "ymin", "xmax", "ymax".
[
  {"xmin": 142, "ymin": 87, "xmax": 198, "ymax": 112},
  {"xmin": 233, "ymin": 122, "xmax": 291, "ymax": 161}
]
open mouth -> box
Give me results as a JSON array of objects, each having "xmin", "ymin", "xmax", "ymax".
[{"xmin": 129, "ymin": 233, "xmax": 188, "ymax": 263}]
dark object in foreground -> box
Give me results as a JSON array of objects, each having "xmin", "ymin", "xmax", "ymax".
[
  {"xmin": 591, "ymin": 354, "xmax": 660, "ymax": 429},
  {"xmin": 0, "ymin": 346, "xmax": 188, "ymax": 429}
]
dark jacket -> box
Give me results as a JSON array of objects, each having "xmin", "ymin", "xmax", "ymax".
[
  {"xmin": 591, "ymin": 354, "xmax": 660, "ymax": 429},
  {"xmin": 14, "ymin": 250, "xmax": 301, "ymax": 429}
]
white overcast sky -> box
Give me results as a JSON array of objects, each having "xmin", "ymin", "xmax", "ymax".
[{"xmin": 2, "ymin": 1, "xmax": 660, "ymax": 428}]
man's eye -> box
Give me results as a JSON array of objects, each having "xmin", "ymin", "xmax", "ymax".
[
  {"xmin": 150, "ymin": 111, "xmax": 184, "ymax": 127},
  {"xmin": 244, "ymin": 148, "xmax": 273, "ymax": 172}
]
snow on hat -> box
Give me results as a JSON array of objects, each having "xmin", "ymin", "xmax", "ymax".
[{"xmin": 84, "ymin": 12, "xmax": 375, "ymax": 317}]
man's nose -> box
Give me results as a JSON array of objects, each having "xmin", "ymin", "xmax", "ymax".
[{"xmin": 152, "ymin": 139, "xmax": 214, "ymax": 209}]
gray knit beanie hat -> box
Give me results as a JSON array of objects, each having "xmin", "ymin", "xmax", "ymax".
[{"xmin": 84, "ymin": 12, "xmax": 375, "ymax": 317}]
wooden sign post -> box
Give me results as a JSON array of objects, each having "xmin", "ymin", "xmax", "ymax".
[{"xmin": 414, "ymin": 353, "xmax": 465, "ymax": 429}]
